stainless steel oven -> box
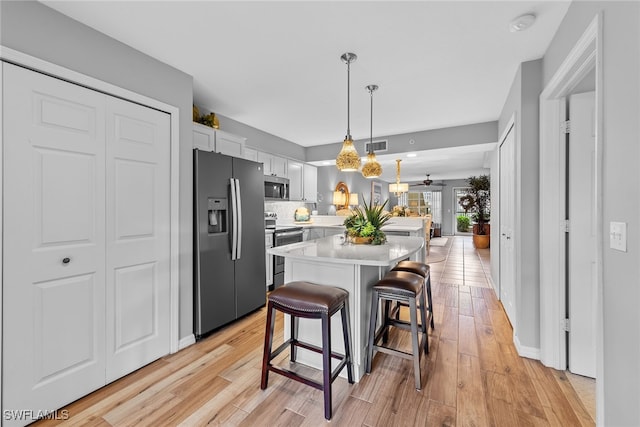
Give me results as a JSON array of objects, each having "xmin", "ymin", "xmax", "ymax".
[{"xmin": 273, "ymin": 226, "xmax": 303, "ymax": 288}]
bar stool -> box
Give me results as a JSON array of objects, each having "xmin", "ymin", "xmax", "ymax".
[
  {"xmin": 261, "ymin": 281, "xmax": 354, "ymax": 420},
  {"xmin": 391, "ymin": 261, "xmax": 435, "ymax": 330},
  {"xmin": 366, "ymin": 271, "xmax": 428, "ymax": 390}
]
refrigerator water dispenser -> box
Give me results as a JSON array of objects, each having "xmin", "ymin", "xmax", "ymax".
[{"xmin": 208, "ymin": 198, "xmax": 227, "ymax": 234}]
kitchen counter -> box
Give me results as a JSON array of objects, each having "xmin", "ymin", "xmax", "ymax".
[
  {"xmin": 268, "ymin": 235, "xmax": 423, "ymax": 266},
  {"xmin": 268, "ymin": 235, "xmax": 424, "ymax": 381},
  {"xmin": 276, "ymin": 215, "xmax": 427, "ymax": 260}
]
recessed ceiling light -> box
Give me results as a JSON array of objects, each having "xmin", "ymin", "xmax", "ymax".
[
  {"xmin": 322, "ymin": 161, "xmax": 332, "ymax": 166},
  {"xmin": 509, "ymin": 13, "xmax": 536, "ymax": 32},
  {"xmin": 406, "ymin": 153, "xmax": 417, "ymax": 158}
]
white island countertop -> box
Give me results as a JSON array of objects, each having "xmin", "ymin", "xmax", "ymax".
[{"xmin": 268, "ymin": 235, "xmax": 424, "ymax": 266}]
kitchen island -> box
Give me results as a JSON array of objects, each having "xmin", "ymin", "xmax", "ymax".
[
  {"xmin": 267, "ymin": 235, "xmax": 424, "ymax": 380},
  {"xmin": 278, "ymin": 215, "xmax": 427, "ymax": 261}
]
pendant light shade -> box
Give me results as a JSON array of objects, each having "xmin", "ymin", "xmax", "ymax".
[
  {"xmin": 336, "ymin": 138, "xmax": 361, "ymax": 171},
  {"xmin": 361, "ymin": 84, "xmax": 382, "ymax": 179},
  {"xmin": 336, "ymin": 53, "xmax": 361, "ymax": 172},
  {"xmin": 362, "ymin": 152, "xmax": 382, "ymax": 178},
  {"xmin": 389, "ymin": 159, "xmax": 409, "ymax": 195}
]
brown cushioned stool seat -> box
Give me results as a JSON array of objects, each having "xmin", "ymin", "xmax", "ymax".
[
  {"xmin": 366, "ymin": 271, "xmax": 429, "ymax": 390},
  {"xmin": 261, "ymin": 281, "xmax": 354, "ymax": 420},
  {"xmin": 391, "ymin": 261, "xmax": 435, "ymax": 330}
]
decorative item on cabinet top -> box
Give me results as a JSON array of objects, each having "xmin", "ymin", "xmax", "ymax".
[{"xmin": 193, "ymin": 105, "xmax": 220, "ymax": 129}]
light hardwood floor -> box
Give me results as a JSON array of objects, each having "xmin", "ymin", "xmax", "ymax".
[{"xmin": 34, "ymin": 236, "xmax": 594, "ymax": 426}]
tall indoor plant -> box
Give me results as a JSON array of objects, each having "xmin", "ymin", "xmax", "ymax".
[{"xmin": 462, "ymin": 175, "xmax": 490, "ymax": 248}]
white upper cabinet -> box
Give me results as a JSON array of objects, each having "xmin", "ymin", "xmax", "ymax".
[
  {"xmin": 257, "ymin": 151, "xmax": 272, "ymax": 175},
  {"xmin": 303, "ymin": 164, "xmax": 318, "ymax": 202},
  {"xmin": 193, "ymin": 122, "xmax": 215, "ymax": 151},
  {"xmin": 271, "ymin": 155, "xmax": 288, "ymax": 177},
  {"xmin": 288, "ymin": 161, "xmax": 303, "ymax": 200},
  {"xmin": 258, "ymin": 151, "xmax": 288, "ymax": 178},
  {"xmin": 215, "ymin": 129, "xmax": 245, "ymax": 158},
  {"xmin": 288, "ymin": 161, "xmax": 317, "ymax": 202},
  {"xmin": 243, "ymin": 147, "xmax": 258, "ymax": 162},
  {"xmin": 192, "ymin": 123, "xmax": 246, "ymax": 158}
]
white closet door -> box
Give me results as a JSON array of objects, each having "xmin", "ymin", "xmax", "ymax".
[
  {"xmin": 105, "ymin": 97, "xmax": 171, "ymax": 381},
  {"xmin": 499, "ymin": 124, "xmax": 516, "ymax": 328},
  {"xmin": 2, "ymin": 63, "xmax": 107, "ymax": 421}
]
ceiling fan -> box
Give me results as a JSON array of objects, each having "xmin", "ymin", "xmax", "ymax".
[{"xmin": 410, "ymin": 173, "xmax": 447, "ymax": 187}]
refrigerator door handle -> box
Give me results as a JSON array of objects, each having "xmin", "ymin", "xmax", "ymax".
[
  {"xmin": 230, "ymin": 177, "xmax": 238, "ymax": 260},
  {"xmin": 235, "ymin": 178, "xmax": 243, "ymax": 259}
]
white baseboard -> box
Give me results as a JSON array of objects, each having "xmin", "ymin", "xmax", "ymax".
[
  {"xmin": 514, "ymin": 335, "xmax": 541, "ymax": 360},
  {"xmin": 487, "ymin": 275, "xmax": 497, "ymax": 293},
  {"xmin": 178, "ymin": 334, "xmax": 196, "ymax": 351}
]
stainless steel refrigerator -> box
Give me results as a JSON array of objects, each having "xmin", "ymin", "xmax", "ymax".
[{"xmin": 194, "ymin": 150, "xmax": 266, "ymax": 338}]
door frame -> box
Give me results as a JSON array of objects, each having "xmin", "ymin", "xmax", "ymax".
[
  {"xmin": 0, "ymin": 46, "xmax": 182, "ymax": 402},
  {"xmin": 539, "ymin": 13, "xmax": 603, "ymax": 423}
]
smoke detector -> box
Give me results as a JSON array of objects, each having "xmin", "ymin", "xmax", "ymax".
[{"xmin": 509, "ymin": 13, "xmax": 536, "ymax": 32}]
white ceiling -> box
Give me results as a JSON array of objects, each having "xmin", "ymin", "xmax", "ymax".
[{"xmin": 41, "ymin": 0, "xmax": 570, "ymax": 183}]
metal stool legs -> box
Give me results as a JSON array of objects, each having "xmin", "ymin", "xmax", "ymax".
[{"xmin": 366, "ymin": 286, "xmax": 428, "ymax": 390}]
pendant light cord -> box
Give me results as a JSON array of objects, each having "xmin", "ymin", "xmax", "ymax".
[
  {"xmin": 346, "ymin": 59, "xmax": 351, "ymax": 139},
  {"xmin": 369, "ymin": 88, "xmax": 373, "ymax": 154}
]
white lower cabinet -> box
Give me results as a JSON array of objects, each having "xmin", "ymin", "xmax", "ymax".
[
  {"xmin": 2, "ymin": 63, "xmax": 171, "ymax": 426},
  {"xmin": 323, "ymin": 228, "xmax": 344, "ymax": 237},
  {"xmin": 304, "ymin": 227, "xmax": 344, "ymax": 241},
  {"xmin": 265, "ymin": 233, "xmax": 274, "ymax": 288},
  {"xmin": 307, "ymin": 228, "xmax": 325, "ymax": 240}
]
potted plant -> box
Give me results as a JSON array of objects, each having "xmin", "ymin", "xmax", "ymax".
[
  {"xmin": 344, "ymin": 196, "xmax": 392, "ymax": 245},
  {"xmin": 456, "ymin": 215, "xmax": 471, "ymax": 233},
  {"xmin": 461, "ymin": 175, "xmax": 490, "ymax": 248}
]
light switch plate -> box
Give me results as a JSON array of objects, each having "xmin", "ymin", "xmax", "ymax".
[{"xmin": 609, "ymin": 221, "xmax": 627, "ymax": 252}]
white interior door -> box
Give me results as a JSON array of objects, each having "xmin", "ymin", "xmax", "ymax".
[
  {"xmin": 105, "ymin": 96, "xmax": 171, "ymax": 382},
  {"xmin": 499, "ymin": 124, "xmax": 516, "ymax": 328},
  {"xmin": 2, "ymin": 63, "xmax": 107, "ymax": 422},
  {"xmin": 568, "ymin": 91, "xmax": 596, "ymax": 378}
]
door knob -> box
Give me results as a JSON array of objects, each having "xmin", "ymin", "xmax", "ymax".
[{"xmin": 62, "ymin": 257, "xmax": 71, "ymax": 264}]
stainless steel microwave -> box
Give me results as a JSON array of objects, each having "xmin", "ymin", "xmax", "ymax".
[{"xmin": 264, "ymin": 176, "xmax": 289, "ymax": 201}]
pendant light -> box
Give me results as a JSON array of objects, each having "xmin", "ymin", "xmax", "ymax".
[
  {"xmin": 389, "ymin": 159, "xmax": 409, "ymax": 195},
  {"xmin": 335, "ymin": 52, "xmax": 361, "ymax": 172},
  {"xmin": 361, "ymin": 84, "xmax": 382, "ymax": 179}
]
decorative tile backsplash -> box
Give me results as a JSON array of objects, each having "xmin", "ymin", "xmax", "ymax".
[{"xmin": 265, "ymin": 201, "xmax": 316, "ymax": 223}]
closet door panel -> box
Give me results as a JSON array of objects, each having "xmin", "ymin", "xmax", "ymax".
[
  {"xmin": 105, "ymin": 97, "xmax": 171, "ymax": 382},
  {"xmin": 2, "ymin": 63, "xmax": 106, "ymax": 423}
]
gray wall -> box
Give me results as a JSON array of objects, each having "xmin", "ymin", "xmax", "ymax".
[
  {"xmin": 498, "ymin": 59, "xmax": 542, "ymax": 352},
  {"xmin": 215, "ymin": 114, "xmax": 306, "ymax": 161},
  {"xmin": 0, "ymin": 1, "xmax": 195, "ymax": 340},
  {"xmin": 306, "ymin": 121, "xmax": 498, "ymax": 162},
  {"xmin": 316, "ymin": 166, "xmax": 390, "ymax": 214},
  {"xmin": 542, "ymin": 2, "xmax": 640, "ymax": 425}
]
